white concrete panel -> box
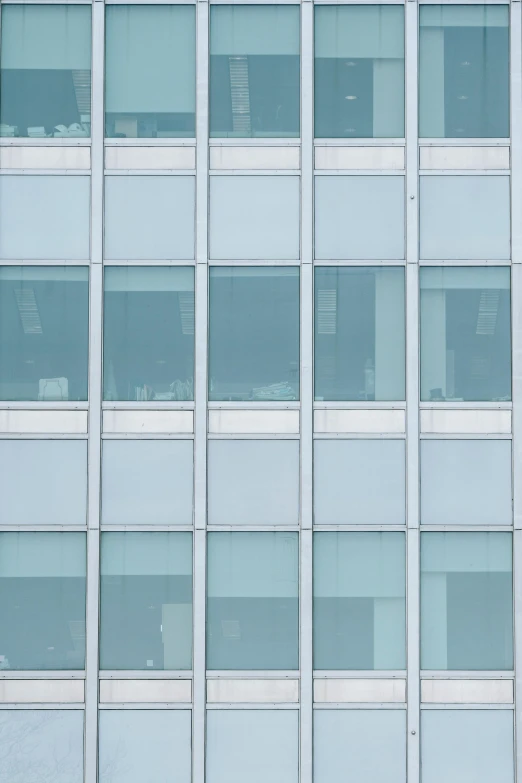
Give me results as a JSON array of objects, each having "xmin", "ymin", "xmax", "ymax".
[
  {"xmin": 105, "ymin": 146, "xmax": 195, "ymax": 170},
  {"xmin": 0, "ymin": 409, "xmax": 87, "ymax": 434},
  {"xmin": 315, "ymin": 146, "xmax": 405, "ymax": 170},
  {"xmin": 0, "ymin": 146, "xmax": 91, "ymax": 169},
  {"xmin": 421, "ymin": 679, "xmax": 513, "ymax": 704},
  {"xmin": 420, "ymin": 146, "xmax": 510, "ymax": 170},
  {"xmin": 210, "ymin": 146, "xmax": 300, "ymax": 170},
  {"xmin": 314, "ymin": 678, "xmax": 406, "ymax": 703},
  {"xmin": 208, "ymin": 409, "xmax": 300, "ymax": 434},
  {"xmin": 0, "ymin": 679, "xmax": 84, "ymax": 703},
  {"xmin": 207, "ymin": 679, "xmax": 299, "ymax": 703},
  {"xmin": 102, "ymin": 409, "xmax": 193, "ymax": 434},
  {"xmin": 420, "ymin": 409, "xmax": 511, "ymax": 435},
  {"xmin": 314, "ymin": 409, "xmax": 405, "ymax": 434},
  {"xmin": 99, "ymin": 679, "xmax": 192, "ymax": 703}
]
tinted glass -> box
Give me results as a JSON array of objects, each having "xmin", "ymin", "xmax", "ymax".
[{"xmin": 210, "ymin": 5, "xmax": 300, "ymax": 138}]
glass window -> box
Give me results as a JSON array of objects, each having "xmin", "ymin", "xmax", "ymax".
[
  {"xmin": 421, "ymin": 532, "xmax": 513, "ymax": 670},
  {"xmin": 210, "ymin": 5, "xmax": 300, "ymax": 138},
  {"xmin": 314, "ymin": 710, "xmax": 406, "ymax": 783},
  {"xmin": 314, "ymin": 440, "xmax": 405, "ymax": 525},
  {"xmin": 0, "ymin": 441, "xmax": 87, "ymax": 525},
  {"xmin": 102, "ymin": 440, "xmax": 193, "ymax": 525},
  {"xmin": 206, "ymin": 710, "xmax": 298, "ymax": 783},
  {"xmin": 104, "ymin": 176, "xmax": 195, "ymax": 260},
  {"xmin": 420, "ymin": 175, "xmax": 510, "ymax": 260},
  {"xmin": 0, "ymin": 176, "xmax": 90, "ymax": 260},
  {"xmin": 207, "ymin": 532, "xmax": 299, "ymax": 670},
  {"xmin": 421, "ymin": 710, "xmax": 514, "ymax": 783},
  {"xmin": 419, "ymin": 5, "xmax": 509, "ymax": 138},
  {"xmin": 0, "ymin": 4, "xmax": 91, "ymax": 138},
  {"xmin": 314, "ymin": 6, "xmax": 404, "ymax": 138},
  {"xmin": 0, "ymin": 532, "xmax": 86, "ymax": 670},
  {"xmin": 209, "ymin": 267, "xmax": 299, "ymax": 402},
  {"xmin": 209, "ymin": 176, "xmax": 300, "ymax": 260},
  {"xmin": 314, "ymin": 267, "xmax": 405, "ymax": 401},
  {"xmin": 208, "ymin": 440, "xmax": 299, "ymax": 526},
  {"xmin": 0, "ymin": 267, "xmax": 89, "ymax": 401},
  {"xmin": 103, "ymin": 267, "xmax": 194, "ymax": 402},
  {"xmin": 100, "ymin": 532, "xmax": 192, "ymax": 670},
  {"xmin": 421, "ymin": 440, "xmax": 512, "ymax": 526},
  {"xmin": 0, "ymin": 710, "xmax": 84, "ymax": 783},
  {"xmin": 99, "ymin": 710, "xmax": 191, "ymax": 783},
  {"xmin": 420, "ymin": 267, "xmax": 511, "ymax": 402},
  {"xmin": 105, "ymin": 5, "xmax": 195, "ymax": 139},
  {"xmin": 314, "ymin": 176, "xmax": 405, "ymax": 260},
  {"xmin": 314, "ymin": 532, "xmax": 406, "ymax": 670}
]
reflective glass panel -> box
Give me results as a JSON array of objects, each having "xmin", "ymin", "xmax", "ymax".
[
  {"xmin": 0, "ymin": 532, "xmax": 86, "ymax": 670},
  {"xmin": 105, "ymin": 5, "xmax": 195, "ymax": 138},
  {"xmin": 0, "ymin": 267, "xmax": 89, "ymax": 401},
  {"xmin": 419, "ymin": 4, "xmax": 509, "ymax": 138},
  {"xmin": 207, "ymin": 532, "xmax": 299, "ymax": 670},
  {"xmin": 314, "ymin": 5, "xmax": 404, "ymax": 138},
  {"xmin": 103, "ymin": 267, "xmax": 194, "ymax": 402},
  {"xmin": 100, "ymin": 532, "xmax": 193, "ymax": 670},
  {"xmin": 0, "ymin": 4, "xmax": 91, "ymax": 138},
  {"xmin": 421, "ymin": 532, "xmax": 513, "ymax": 670},
  {"xmin": 210, "ymin": 5, "xmax": 300, "ymax": 138},
  {"xmin": 314, "ymin": 267, "xmax": 405, "ymax": 401},
  {"xmin": 420, "ymin": 266, "xmax": 511, "ymax": 402},
  {"xmin": 313, "ymin": 532, "xmax": 406, "ymax": 669},
  {"xmin": 209, "ymin": 267, "xmax": 300, "ymax": 401}
]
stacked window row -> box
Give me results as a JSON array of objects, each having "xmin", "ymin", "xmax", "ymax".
[
  {"xmin": 0, "ymin": 531, "xmax": 513, "ymax": 672},
  {"xmin": 0, "ymin": 3, "xmax": 510, "ymax": 139},
  {"xmin": 0, "ymin": 266, "xmax": 511, "ymax": 402}
]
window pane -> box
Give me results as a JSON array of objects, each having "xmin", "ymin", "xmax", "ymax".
[
  {"xmin": 314, "ymin": 6, "xmax": 404, "ymax": 138},
  {"xmin": 105, "ymin": 5, "xmax": 195, "ymax": 138},
  {"xmin": 0, "ymin": 267, "xmax": 89, "ymax": 401},
  {"xmin": 0, "ymin": 532, "xmax": 86, "ymax": 670},
  {"xmin": 102, "ymin": 440, "xmax": 193, "ymax": 525},
  {"xmin": 314, "ymin": 532, "xmax": 406, "ymax": 670},
  {"xmin": 209, "ymin": 176, "xmax": 300, "ymax": 260},
  {"xmin": 314, "ymin": 440, "xmax": 406, "ymax": 525},
  {"xmin": 314, "ymin": 176, "xmax": 405, "ymax": 260},
  {"xmin": 420, "ymin": 267, "xmax": 511, "ymax": 402},
  {"xmin": 421, "ymin": 710, "xmax": 514, "ymax": 783},
  {"xmin": 419, "ymin": 5, "xmax": 509, "ymax": 138},
  {"xmin": 420, "ymin": 176, "xmax": 510, "ymax": 260},
  {"xmin": 421, "ymin": 440, "xmax": 512, "ymax": 526},
  {"xmin": 0, "ymin": 710, "xmax": 84, "ymax": 783},
  {"xmin": 209, "ymin": 267, "xmax": 299, "ymax": 402},
  {"xmin": 0, "ymin": 441, "xmax": 87, "ymax": 525},
  {"xmin": 314, "ymin": 710, "xmax": 406, "ymax": 783},
  {"xmin": 104, "ymin": 176, "xmax": 195, "ymax": 260},
  {"xmin": 206, "ymin": 710, "xmax": 298, "ymax": 783},
  {"xmin": 210, "ymin": 5, "xmax": 300, "ymax": 138},
  {"xmin": 99, "ymin": 710, "xmax": 191, "ymax": 783},
  {"xmin": 103, "ymin": 267, "xmax": 194, "ymax": 402},
  {"xmin": 314, "ymin": 267, "xmax": 405, "ymax": 401},
  {"xmin": 421, "ymin": 532, "xmax": 513, "ymax": 670},
  {"xmin": 207, "ymin": 532, "xmax": 299, "ymax": 670},
  {"xmin": 0, "ymin": 4, "xmax": 91, "ymax": 138},
  {"xmin": 100, "ymin": 532, "xmax": 192, "ymax": 670},
  {"xmin": 0, "ymin": 176, "xmax": 90, "ymax": 260},
  {"xmin": 208, "ymin": 440, "xmax": 299, "ymax": 526}
]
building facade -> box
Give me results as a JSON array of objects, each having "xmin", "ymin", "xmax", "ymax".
[{"xmin": 0, "ymin": 0, "xmax": 520, "ymax": 781}]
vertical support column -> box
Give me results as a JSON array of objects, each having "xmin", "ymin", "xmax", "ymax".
[
  {"xmin": 300, "ymin": 3, "xmax": 314, "ymax": 783},
  {"xmin": 405, "ymin": 1, "xmax": 420, "ymax": 782},
  {"xmin": 193, "ymin": 2, "xmax": 209, "ymax": 783},
  {"xmin": 84, "ymin": 2, "xmax": 105, "ymax": 782},
  {"xmin": 510, "ymin": 1, "xmax": 522, "ymax": 778}
]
